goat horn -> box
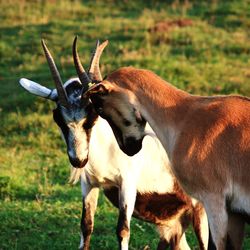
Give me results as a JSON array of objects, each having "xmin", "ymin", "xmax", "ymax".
[
  {"xmin": 41, "ymin": 39, "xmax": 69, "ymax": 107},
  {"xmin": 72, "ymin": 36, "xmax": 91, "ymax": 93},
  {"xmin": 88, "ymin": 40, "xmax": 109, "ymax": 82}
]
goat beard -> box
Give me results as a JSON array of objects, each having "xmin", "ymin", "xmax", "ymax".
[{"xmin": 68, "ymin": 166, "xmax": 84, "ymax": 184}]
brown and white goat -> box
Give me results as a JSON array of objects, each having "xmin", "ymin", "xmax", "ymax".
[
  {"xmin": 19, "ymin": 38, "xmax": 208, "ymax": 250},
  {"xmin": 86, "ymin": 65, "xmax": 250, "ymax": 250}
]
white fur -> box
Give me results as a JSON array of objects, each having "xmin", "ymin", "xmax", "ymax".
[
  {"xmin": 231, "ymin": 184, "xmax": 250, "ymax": 214},
  {"xmin": 67, "ymin": 121, "xmax": 89, "ymax": 162},
  {"xmin": 78, "ymin": 117, "xmax": 208, "ymax": 249},
  {"xmin": 20, "ymin": 77, "xmax": 207, "ymax": 249},
  {"xmin": 140, "ymin": 106, "xmax": 179, "ymax": 163},
  {"xmin": 83, "ymin": 119, "xmax": 175, "ymax": 194}
]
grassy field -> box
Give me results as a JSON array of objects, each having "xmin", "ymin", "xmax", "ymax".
[{"xmin": 1, "ymin": 0, "xmax": 250, "ymax": 249}]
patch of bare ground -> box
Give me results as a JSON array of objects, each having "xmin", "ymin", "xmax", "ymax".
[{"xmin": 149, "ymin": 19, "xmax": 193, "ymax": 33}]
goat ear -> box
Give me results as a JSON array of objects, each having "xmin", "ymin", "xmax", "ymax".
[
  {"xmin": 19, "ymin": 78, "xmax": 57, "ymax": 101},
  {"xmin": 83, "ymin": 83, "xmax": 110, "ymax": 98}
]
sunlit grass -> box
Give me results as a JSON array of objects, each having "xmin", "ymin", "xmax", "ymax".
[{"xmin": 1, "ymin": 0, "xmax": 250, "ymax": 249}]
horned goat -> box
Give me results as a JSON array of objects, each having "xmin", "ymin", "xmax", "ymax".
[
  {"xmin": 19, "ymin": 38, "xmax": 208, "ymax": 250},
  {"xmin": 86, "ymin": 63, "xmax": 250, "ymax": 249}
]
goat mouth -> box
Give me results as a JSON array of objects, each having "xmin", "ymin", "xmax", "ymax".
[
  {"xmin": 71, "ymin": 157, "xmax": 89, "ymax": 169},
  {"xmin": 79, "ymin": 157, "xmax": 89, "ymax": 168},
  {"xmin": 121, "ymin": 137, "xmax": 143, "ymax": 156}
]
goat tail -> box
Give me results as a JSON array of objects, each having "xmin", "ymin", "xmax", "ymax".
[{"xmin": 68, "ymin": 166, "xmax": 83, "ymax": 185}]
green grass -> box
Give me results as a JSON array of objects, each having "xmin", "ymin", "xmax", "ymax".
[{"xmin": 1, "ymin": 0, "xmax": 250, "ymax": 249}]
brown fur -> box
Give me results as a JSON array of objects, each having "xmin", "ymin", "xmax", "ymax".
[
  {"xmin": 80, "ymin": 188, "xmax": 99, "ymax": 250},
  {"xmin": 107, "ymin": 68, "xmax": 250, "ymax": 194},
  {"xmin": 227, "ymin": 212, "xmax": 245, "ymax": 250},
  {"xmin": 80, "ymin": 201, "xmax": 94, "ymax": 250},
  {"xmin": 104, "ymin": 183, "xmax": 205, "ymax": 249},
  {"xmin": 116, "ymin": 205, "xmax": 130, "ymax": 247},
  {"xmin": 106, "ymin": 67, "xmax": 250, "ymax": 196},
  {"xmin": 105, "ymin": 184, "xmax": 192, "ymax": 225},
  {"xmin": 88, "ymin": 66, "xmax": 250, "ymax": 249}
]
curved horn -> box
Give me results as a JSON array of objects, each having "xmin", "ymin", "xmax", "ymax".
[
  {"xmin": 41, "ymin": 39, "xmax": 69, "ymax": 107},
  {"xmin": 72, "ymin": 36, "xmax": 91, "ymax": 93},
  {"xmin": 88, "ymin": 40, "xmax": 109, "ymax": 82}
]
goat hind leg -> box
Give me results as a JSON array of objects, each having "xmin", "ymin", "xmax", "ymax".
[{"xmin": 157, "ymin": 238, "xmax": 169, "ymax": 250}]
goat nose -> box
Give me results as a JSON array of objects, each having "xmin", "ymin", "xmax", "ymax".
[
  {"xmin": 124, "ymin": 136, "xmax": 143, "ymax": 156},
  {"xmin": 69, "ymin": 157, "xmax": 82, "ymax": 168}
]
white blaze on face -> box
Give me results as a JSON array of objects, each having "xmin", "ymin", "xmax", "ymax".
[
  {"xmin": 53, "ymin": 78, "xmax": 92, "ymax": 165},
  {"xmin": 67, "ymin": 120, "xmax": 89, "ymax": 162}
]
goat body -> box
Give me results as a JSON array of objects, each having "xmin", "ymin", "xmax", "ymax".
[
  {"xmin": 87, "ymin": 66, "xmax": 250, "ymax": 250},
  {"xmin": 20, "ymin": 76, "xmax": 208, "ymax": 250},
  {"xmin": 79, "ymin": 115, "xmax": 208, "ymax": 250},
  {"xmin": 20, "ymin": 39, "xmax": 208, "ymax": 250}
]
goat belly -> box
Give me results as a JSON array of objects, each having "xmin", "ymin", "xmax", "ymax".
[{"xmin": 103, "ymin": 187, "xmax": 193, "ymax": 225}]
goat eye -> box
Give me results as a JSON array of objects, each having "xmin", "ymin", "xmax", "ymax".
[
  {"xmin": 123, "ymin": 119, "xmax": 131, "ymax": 127},
  {"xmin": 98, "ymin": 91, "xmax": 107, "ymax": 96},
  {"xmin": 97, "ymin": 107, "xmax": 103, "ymax": 114}
]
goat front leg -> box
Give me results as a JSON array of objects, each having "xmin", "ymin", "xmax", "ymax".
[
  {"xmin": 117, "ymin": 178, "xmax": 137, "ymax": 250},
  {"xmin": 227, "ymin": 211, "xmax": 245, "ymax": 250},
  {"xmin": 203, "ymin": 195, "xmax": 228, "ymax": 250},
  {"xmin": 79, "ymin": 175, "xmax": 99, "ymax": 250}
]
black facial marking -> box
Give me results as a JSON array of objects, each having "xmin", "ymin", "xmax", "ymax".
[
  {"xmin": 65, "ymin": 80, "xmax": 82, "ymax": 102},
  {"xmin": 90, "ymin": 94, "xmax": 104, "ymax": 113},
  {"xmin": 53, "ymin": 108, "xmax": 69, "ymax": 144},
  {"xmin": 82, "ymin": 104, "xmax": 98, "ymax": 146},
  {"xmin": 65, "ymin": 80, "xmax": 82, "ymax": 95},
  {"xmin": 83, "ymin": 104, "xmax": 98, "ymax": 130}
]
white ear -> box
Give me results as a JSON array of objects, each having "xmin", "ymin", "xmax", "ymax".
[{"xmin": 19, "ymin": 78, "xmax": 57, "ymax": 100}]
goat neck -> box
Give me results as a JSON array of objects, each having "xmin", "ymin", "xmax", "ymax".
[{"xmin": 106, "ymin": 66, "xmax": 193, "ymax": 158}]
